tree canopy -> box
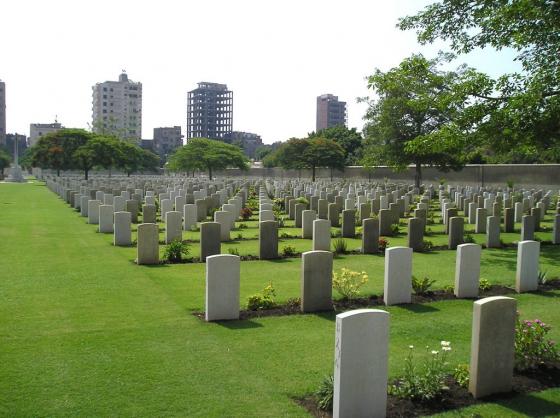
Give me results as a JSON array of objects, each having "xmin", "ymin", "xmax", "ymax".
[
  {"xmin": 263, "ymin": 137, "xmax": 345, "ymax": 181},
  {"xmin": 29, "ymin": 129, "xmax": 159, "ymax": 178},
  {"xmin": 398, "ymin": 0, "xmax": 560, "ymax": 162},
  {"xmin": 308, "ymin": 125, "xmax": 364, "ymax": 165},
  {"xmin": 167, "ymin": 138, "xmax": 248, "ymax": 180},
  {"xmin": 361, "ymin": 54, "xmax": 473, "ymax": 186}
]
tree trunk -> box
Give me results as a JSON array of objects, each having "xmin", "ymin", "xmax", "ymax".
[
  {"xmin": 330, "ymin": 167, "xmax": 333, "ymax": 181},
  {"xmin": 415, "ymin": 163, "xmax": 422, "ymax": 188},
  {"xmin": 127, "ymin": 172, "xmax": 131, "ymax": 177},
  {"xmin": 57, "ymin": 169, "xmax": 60, "ymax": 176},
  {"xmin": 208, "ymin": 166, "xmax": 213, "ymax": 180},
  {"xmin": 84, "ymin": 169, "xmax": 89, "ymax": 180},
  {"xmin": 312, "ymin": 166, "xmax": 316, "ymax": 182}
]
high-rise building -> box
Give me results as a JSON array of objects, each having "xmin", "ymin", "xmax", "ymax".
[
  {"xmin": 5, "ymin": 133, "xmax": 28, "ymax": 155},
  {"xmin": 0, "ymin": 80, "xmax": 6, "ymax": 146},
  {"xmin": 92, "ymin": 72, "xmax": 142, "ymax": 141},
  {"xmin": 316, "ymin": 94, "xmax": 347, "ymax": 131},
  {"xmin": 153, "ymin": 126, "xmax": 183, "ymax": 160},
  {"xmin": 29, "ymin": 122, "xmax": 63, "ymax": 146},
  {"xmin": 187, "ymin": 82, "xmax": 233, "ymax": 140},
  {"xmin": 223, "ymin": 131, "xmax": 262, "ymax": 159}
]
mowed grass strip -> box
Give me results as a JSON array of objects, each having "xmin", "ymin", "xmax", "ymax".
[{"xmin": 0, "ymin": 182, "xmax": 558, "ymax": 417}]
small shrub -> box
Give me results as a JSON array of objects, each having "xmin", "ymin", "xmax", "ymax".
[
  {"xmin": 420, "ymin": 240, "xmax": 434, "ymax": 252},
  {"xmin": 378, "ymin": 237, "xmax": 389, "ymax": 252},
  {"xmin": 315, "ymin": 375, "xmax": 334, "ymax": 411},
  {"xmin": 412, "ymin": 275, "xmax": 436, "ymax": 295},
  {"xmin": 332, "ymin": 238, "xmax": 348, "ymax": 254},
  {"xmin": 443, "ymin": 285, "xmax": 454, "ymax": 293},
  {"xmin": 515, "ymin": 316, "xmax": 559, "ymax": 370},
  {"xmin": 240, "ymin": 207, "xmax": 253, "ymax": 220},
  {"xmin": 277, "ymin": 217, "xmax": 285, "ymax": 228},
  {"xmin": 238, "ymin": 223, "xmax": 248, "ymax": 229},
  {"xmin": 453, "ymin": 364, "xmax": 469, "ymax": 388},
  {"xmin": 227, "ymin": 248, "xmax": 240, "ymax": 256},
  {"xmin": 463, "ymin": 233, "xmax": 475, "ymax": 244},
  {"xmin": 538, "ymin": 270, "xmax": 548, "ymax": 285},
  {"xmin": 296, "ymin": 197, "xmax": 309, "ymax": 206},
  {"xmin": 246, "ymin": 283, "xmax": 276, "ymax": 310},
  {"xmin": 331, "ymin": 229, "xmax": 341, "ymax": 238},
  {"xmin": 390, "ymin": 223, "xmax": 400, "ymax": 235},
  {"xmin": 332, "ymin": 268, "xmax": 368, "ymax": 300},
  {"xmin": 479, "ymin": 278, "xmax": 491, "ymax": 291},
  {"xmin": 426, "ymin": 215, "xmax": 435, "ymax": 225},
  {"xmin": 282, "ymin": 245, "xmax": 297, "ymax": 257},
  {"xmin": 280, "ymin": 232, "xmax": 293, "ymax": 239},
  {"xmin": 163, "ymin": 239, "xmax": 190, "ymax": 263},
  {"xmin": 389, "ymin": 341, "xmax": 452, "ymax": 401},
  {"xmin": 506, "ymin": 179, "xmax": 515, "ymax": 190},
  {"xmin": 236, "ymin": 232, "xmax": 243, "ymax": 240}
]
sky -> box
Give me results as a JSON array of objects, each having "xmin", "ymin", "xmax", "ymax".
[{"xmin": 1, "ymin": 0, "xmax": 522, "ymax": 144}]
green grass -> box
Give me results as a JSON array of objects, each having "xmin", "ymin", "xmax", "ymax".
[{"xmin": 1, "ymin": 182, "xmax": 559, "ymax": 417}]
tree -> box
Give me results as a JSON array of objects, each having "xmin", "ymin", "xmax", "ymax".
[
  {"xmin": 361, "ymin": 54, "xmax": 473, "ymax": 187},
  {"xmin": 167, "ymin": 138, "xmax": 248, "ymax": 180},
  {"xmin": 30, "ymin": 129, "xmax": 92, "ymax": 176},
  {"xmin": 0, "ymin": 148, "xmax": 11, "ymax": 179},
  {"xmin": 140, "ymin": 149, "xmax": 160, "ymax": 173},
  {"xmin": 309, "ymin": 125, "xmax": 364, "ymax": 165},
  {"xmin": 399, "ymin": 0, "xmax": 560, "ymax": 162},
  {"xmin": 73, "ymin": 135, "xmax": 122, "ymax": 179},
  {"xmin": 265, "ymin": 137, "xmax": 345, "ymax": 181}
]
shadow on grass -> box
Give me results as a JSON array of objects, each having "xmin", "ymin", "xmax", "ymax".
[
  {"xmin": 494, "ymin": 392, "xmax": 560, "ymax": 416},
  {"xmin": 216, "ymin": 319, "xmax": 263, "ymax": 329},
  {"xmin": 395, "ymin": 303, "xmax": 440, "ymax": 313}
]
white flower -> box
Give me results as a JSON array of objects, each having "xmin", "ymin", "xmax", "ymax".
[
  {"xmin": 442, "ymin": 346, "xmax": 452, "ymax": 352},
  {"xmin": 440, "ymin": 341, "xmax": 451, "ymax": 347},
  {"xmin": 409, "ymin": 345, "xmax": 414, "ymax": 349},
  {"xmin": 431, "ymin": 350, "xmax": 439, "ymax": 355}
]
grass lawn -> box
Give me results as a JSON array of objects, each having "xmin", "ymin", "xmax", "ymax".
[{"xmin": 1, "ymin": 181, "xmax": 559, "ymax": 417}]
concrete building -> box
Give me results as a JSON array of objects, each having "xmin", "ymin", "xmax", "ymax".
[
  {"xmin": 187, "ymin": 82, "xmax": 232, "ymax": 140},
  {"xmin": 29, "ymin": 122, "xmax": 63, "ymax": 146},
  {"xmin": 92, "ymin": 72, "xmax": 142, "ymax": 141},
  {"xmin": 223, "ymin": 131, "xmax": 263, "ymax": 159},
  {"xmin": 0, "ymin": 80, "xmax": 6, "ymax": 146},
  {"xmin": 316, "ymin": 94, "xmax": 347, "ymax": 131},
  {"xmin": 153, "ymin": 126, "xmax": 183, "ymax": 160}
]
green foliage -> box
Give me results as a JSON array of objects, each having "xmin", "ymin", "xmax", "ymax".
[
  {"xmin": 163, "ymin": 240, "xmax": 189, "ymax": 263},
  {"xmin": 281, "ymin": 245, "xmax": 297, "ymax": 257},
  {"xmin": 332, "ymin": 268, "xmax": 368, "ymax": 300},
  {"xmin": 538, "ymin": 270, "xmax": 548, "ymax": 285},
  {"xmin": 361, "ymin": 54, "xmax": 471, "ymax": 186},
  {"xmin": 332, "ymin": 238, "xmax": 348, "ymax": 254},
  {"xmin": 515, "ymin": 317, "xmax": 559, "ymax": 371},
  {"xmin": 308, "ymin": 125, "xmax": 364, "ymax": 165},
  {"xmin": 237, "ymin": 223, "xmax": 248, "ymax": 229},
  {"xmin": 412, "ymin": 275, "xmax": 436, "ymax": 295},
  {"xmin": 389, "ymin": 342, "xmax": 452, "ymax": 401},
  {"xmin": 246, "ymin": 283, "xmax": 276, "ymax": 310},
  {"xmin": 506, "ymin": 179, "xmax": 515, "ymax": 190},
  {"xmin": 265, "ymin": 137, "xmax": 345, "ymax": 181},
  {"xmin": 315, "ymin": 375, "xmax": 334, "ymax": 411},
  {"xmin": 463, "ymin": 234, "xmax": 475, "ymax": 244},
  {"xmin": 398, "ymin": 1, "xmax": 560, "ymax": 163},
  {"xmin": 167, "ymin": 138, "xmax": 248, "ymax": 179},
  {"xmin": 227, "ymin": 248, "xmax": 240, "ymax": 256},
  {"xmin": 420, "ymin": 240, "xmax": 434, "ymax": 252},
  {"xmin": 390, "ymin": 223, "xmax": 400, "ymax": 235},
  {"xmin": 0, "ymin": 148, "xmax": 11, "ymax": 172},
  {"xmin": 479, "ymin": 278, "xmax": 491, "ymax": 291},
  {"xmin": 453, "ymin": 364, "xmax": 469, "ymax": 388},
  {"xmin": 30, "ymin": 129, "xmax": 93, "ymax": 175}
]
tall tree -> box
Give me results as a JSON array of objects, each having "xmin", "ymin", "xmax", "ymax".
[
  {"xmin": 167, "ymin": 138, "xmax": 248, "ymax": 180},
  {"xmin": 0, "ymin": 149, "xmax": 11, "ymax": 179},
  {"xmin": 309, "ymin": 125, "xmax": 364, "ymax": 165},
  {"xmin": 30, "ymin": 129, "xmax": 93, "ymax": 176},
  {"xmin": 399, "ymin": 0, "xmax": 560, "ymax": 162},
  {"xmin": 361, "ymin": 54, "xmax": 472, "ymax": 187},
  {"xmin": 73, "ymin": 135, "xmax": 120, "ymax": 179}
]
